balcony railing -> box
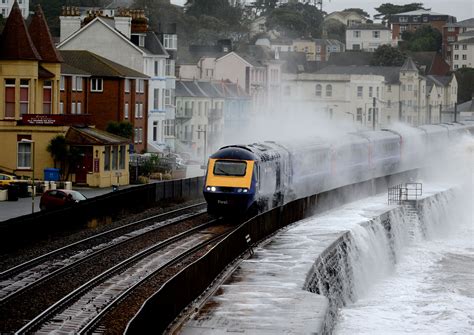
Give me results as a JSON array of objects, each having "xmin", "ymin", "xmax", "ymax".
[
  {"xmin": 176, "ymin": 108, "xmax": 193, "ymax": 120},
  {"xmin": 209, "ymin": 108, "xmax": 223, "ymax": 120}
]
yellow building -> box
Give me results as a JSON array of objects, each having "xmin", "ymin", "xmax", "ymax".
[
  {"xmin": 0, "ymin": 2, "xmax": 131, "ymax": 187},
  {"xmin": 292, "ymin": 39, "xmax": 317, "ymax": 61}
]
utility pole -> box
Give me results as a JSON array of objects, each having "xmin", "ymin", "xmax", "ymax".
[
  {"xmin": 197, "ymin": 129, "xmax": 207, "ymax": 168},
  {"xmin": 454, "ymin": 102, "xmax": 457, "ymax": 122},
  {"xmin": 372, "ymin": 97, "xmax": 376, "ymax": 130},
  {"xmin": 439, "ymin": 104, "xmax": 442, "ymax": 123},
  {"xmin": 428, "ymin": 104, "xmax": 432, "ymax": 124},
  {"xmin": 399, "ymin": 101, "xmax": 402, "ymax": 121}
]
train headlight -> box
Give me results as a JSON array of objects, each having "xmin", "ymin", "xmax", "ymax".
[
  {"xmin": 237, "ymin": 188, "xmax": 242, "ymax": 193},
  {"xmin": 243, "ymin": 189, "xmax": 248, "ymax": 193},
  {"xmin": 206, "ymin": 187, "xmax": 211, "ymax": 191},
  {"xmin": 211, "ymin": 186, "xmax": 216, "ymax": 192}
]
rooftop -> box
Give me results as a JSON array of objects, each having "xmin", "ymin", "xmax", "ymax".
[{"xmin": 346, "ymin": 23, "xmax": 390, "ymax": 30}]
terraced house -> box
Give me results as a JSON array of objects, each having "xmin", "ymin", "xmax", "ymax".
[{"xmin": 0, "ymin": 2, "xmax": 132, "ymax": 187}]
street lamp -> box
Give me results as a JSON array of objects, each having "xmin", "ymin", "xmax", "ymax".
[{"xmin": 21, "ymin": 139, "xmax": 35, "ymax": 213}]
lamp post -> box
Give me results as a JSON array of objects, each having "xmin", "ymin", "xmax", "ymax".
[
  {"xmin": 21, "ymin": 139, "xmax": 35, "ymax": 213},
  {"xmin": 197, "ymin": 129, "xmax": 207, "ymax": 168}
]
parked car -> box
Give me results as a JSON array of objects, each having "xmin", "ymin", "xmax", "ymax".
[
  {"xmin": 0, "ymin": 173, "xmax": 19, "ymax": 186},
  {"xmin": 39, "ymin": 189, "xmax": 87, "ymax": 211}
]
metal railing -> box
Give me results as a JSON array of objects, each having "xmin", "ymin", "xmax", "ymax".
[{"xmin": 388, "ymin": 183, "xmax": 422, "ymax": 205}]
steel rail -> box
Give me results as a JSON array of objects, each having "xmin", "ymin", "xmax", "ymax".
[
  {"xmin": 0, "ymin": 202, "xmax": 206, "ymax": 280},
  {"xmin": 14, "ymin": 219, "xmax": 221, "ymax": 334},
  {"xmin": 79, "ymin": 222, "xmax": 232, "ymax": 335},
  {"xmin": 0, "ymin": 205, "xmax": 206, "ymax": 304}
]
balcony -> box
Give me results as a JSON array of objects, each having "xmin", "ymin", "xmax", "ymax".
[
  {"xmin": 175, "ymin": 108, "xmax": 193, "ymax": 120},
  {"xmin": 208, "ymin": 108, "xmax": 223, "ymax": 120}
]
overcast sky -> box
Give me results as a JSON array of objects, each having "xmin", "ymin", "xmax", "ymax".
[{"xmin": 170, "ymin": 0, "xmax": 474, "ymax": 21}]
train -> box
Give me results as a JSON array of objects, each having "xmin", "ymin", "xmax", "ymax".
[{"xmin": 203, "ymin": 122, "xmax": 474, "ymax": 216}]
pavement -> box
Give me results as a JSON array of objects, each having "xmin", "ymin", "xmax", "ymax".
[{"xmin": 0, "ymin": 184, "xmax": 136, "ymax": 222}]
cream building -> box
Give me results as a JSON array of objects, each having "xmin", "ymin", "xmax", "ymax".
[{"xmin": 346, "ymin": 24, "xmax": 393, "ymax": 52}]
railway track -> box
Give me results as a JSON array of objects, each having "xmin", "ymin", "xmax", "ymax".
[
  {"xmin": 0, "ymin": 202, "xmax": 217, "ymax": 333},
  {"xmin": 16, "ymin": 219, "xmax": 234, "ymax": 334}
]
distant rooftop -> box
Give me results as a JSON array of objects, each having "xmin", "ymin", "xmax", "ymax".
[
  {"xmin": 346, "ymin": 23, "xmax": 390, "ymax": 30},
  {"xmin": 393, "ymin": 10, "xmax": 448, "ymax": 16}
]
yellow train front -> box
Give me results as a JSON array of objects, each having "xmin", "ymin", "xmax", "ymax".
[{"xmin": 203, "ymin": 146, "xmax": 258, "ymax": 216}]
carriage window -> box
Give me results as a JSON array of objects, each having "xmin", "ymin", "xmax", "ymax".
[{"xmin": 214, "ymin": 160, "xmax": 247, "ymax": 176}]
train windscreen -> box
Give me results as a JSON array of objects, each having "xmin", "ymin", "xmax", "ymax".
[{"xmin": 213, "ymin": 160, "xmax": 247, "ymax": 176}]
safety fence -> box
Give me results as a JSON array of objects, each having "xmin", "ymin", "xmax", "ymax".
[{"xmin": 388, "ymin": 183, "xmax": 423, "ymax": 205}]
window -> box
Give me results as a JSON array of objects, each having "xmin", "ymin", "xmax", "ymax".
[
  {"xmin": 166, "ymin": 59, "xmax": 175, "ymax": 76},
  {"xmin": 138, "ymin": 35, "xmax": 145, "ymax": 47},
  {"xmin": 153, "ymin": 121, "xmax": 158, "ymax": 141},
  {"xmin": 447, "ymin": 36, "xmax": 455, "ymax": 42},
  {"xmin": 454, "ymin": 64, "xmax": 459, "ymax": 69},
  {"xmin": 20, "ymin": 79, "xmax": 29, "ymax": 115},
  {"xmin": 112, "ymin": 145, "xmax": 118, "ymax": 169},
  {"xmin": 164, "ymin": 119, "xmax": 175, "ymax": 136},
  {"xmin": 400, "ymin": 25, "xmax": 407, "ymax": 33},
  {"xmin": 104, "ymin": 146, "xmax": 110, "ymax": 171},
  {"xmin": 356, "ymin": 108, "xmax": 362, "ymax": 122},
  {"xmin": 60, "ymin": 76, "xmax": 65, "ymax": 91},
  {"xmin": 454, "ymin": 44, "xmax": 459, "ymax": 50},
  {"xmin": 353, "ymin": 30, "xmax": 361, "ymax": 38},
  {"xmin": 387, "ymin": 84, "xmax": 392, "ymax": 92},
  {"xmin": 259, "ymin": 23, "xmax": 265, "ymax": 32},
  {"xmin": 71, "ymin": 102, "xmax": 76, "ymax": 114},
  {"xmin": 17, "ymin": 142, "xmax": 31, "ymax": 169},
  {"xmin": 462, "ymin": 54, "xmax": 467, "ymax": 60},
  {"xmin": 119, "ymin": 145, "xmax": 125, "ymax": 169},
  {"xmin": 154, "ymin": 88, "xmax": 159, "ymax": 109},
  {"xmin": 137, "ymin": 79, "xmax": 144, "ymax": 93},
  {"xmin": 352, "ymin": 44, "xmax": 361, "ymax": 50},
  {"xmin": 0, "ymin": 82, "xmax": 14, "ymax": 122},
  {"xmin": 369, "ymin": 86, "xmax": 373, "ymax": 97},
  {"xmin": 135, "ymin": 103, "xmax": 139, "ymax": 118},
  {"xmin": 399, "ymin": 16, "xmax": 408, "ymax": 22},
  {"xmin": 376, "ymin": 87, "xmax": 379, "ymax": 98},
  {"xmin": 77, "ymin": 102, "xmax": 82, "ymax": 114},
  {"xmin": 163, "ymin": 34, "xmax": 177, "ymax": 50},
  {"xmin": 91, "ymin": 78, "xmax": 103, "ymax": 92},
  {"xmin": 60, "ymin": 101, "xmax": 64, "ymax": 114},
  {"xmin": 454, "ymin": 54, "xmax": 459, "ymax": 60},
  {"xmin": 357, "ymin": 86, "xmax": 363, "ymax": 98},
  {"xmin": 164, "ymin": 89, "xmax": 172, "ymax": 106},
  {"xmin": 74, "ymin": 76, "xmax": 83, "ymax": 91},
  {"xmin": 413, "ymin": 16, "xmax": 419, "ymax": 22},
  {"xmin": 373, "ymin": 31, "xmax": 380, "ymax": 38},
  {"xmin": 408, "ymin": 84, "xmax": 413, "ymax": 91},
  {"xmin": 138, "ymin": 128, "xmax": 143, "ymax": 143},
  {"xmin": 134, "ymin": 128, "xmax": 138, "ymax": 143},
  {"xmin": 326, "ymin": 84, "xmax": 332, "ymax": 97},
  {"xmin": 122, "ymin": 103, "xmax": 128, "ymax": 119},
  {"xmin": 316, "ymin": 84, "xmax": 322, "ymax": 97},
  {"xmin": 43, "ymin": 80, "xmax": 52, "ymax": 114},
  {"xmin": 423, "ymin": 16, "xmax": 428, "ymax": 22},
  {"xmin": 125, "ymin": 79, "xmax": 130, "ymax": 93},
  {"xmin": 447, "ymin": 27, "xmax": 455, "ymax": 32},
  {"xmin": 154, "ymin": 61, "xmax": 160, "ymax": 77}
]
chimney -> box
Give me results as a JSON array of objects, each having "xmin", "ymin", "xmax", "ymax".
[
  {"xmin": 60, "ymin": 6, "xmax": 81, "ymax": 42},
  {"xmin": 114, "ymin": 10, "xmax": 132, "ymax": 39}
]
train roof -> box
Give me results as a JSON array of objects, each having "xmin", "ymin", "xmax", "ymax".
[
  {"xmin": 211, "ymin": 146, "xmax": 257, "ymax": 160},
  {"xmin": 417, "ymin": 124, "xmax": 449, "ymax": 134},
  {"xmin": 351, "ymin": 130, "xmax": 400, "ymax": 141}
]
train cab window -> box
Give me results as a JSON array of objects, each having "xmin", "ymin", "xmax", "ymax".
[{"xmin": 214, "ymin": 160, "xmax": 247, "ymax": 176}]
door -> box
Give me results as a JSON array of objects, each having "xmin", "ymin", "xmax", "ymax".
[{"xmin": 75, "ymin": 147, "xmax": 93, "ymax": 184}]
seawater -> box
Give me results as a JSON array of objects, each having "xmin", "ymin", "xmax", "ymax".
[{"xmin": 334, "ymin": 189, "xmax": 474, "ymax": 334}]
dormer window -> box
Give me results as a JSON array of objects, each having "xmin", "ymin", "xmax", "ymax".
[
  {"xmin": 139, "ymin": 35, "xmax": 145, "ymax": 47},
  {"xmin": 163, "ymin": 34, "xmax": 177, "ymax": 50}
]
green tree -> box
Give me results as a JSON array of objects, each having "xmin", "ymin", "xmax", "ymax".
[
  {"xmin": 47, "ymin": 135, "xmax": 68, "ymax": 171},
  {"xmin": 370, "ymin": 45, "xmax": 406, "ymax": 66},
  {"xmin": 106, "ymin": 121, "xmax": 134, "ymax": 139},
  {"xmin": 374, "ymin": 3, "xmax": 428, "ymax": 23},
  {"xmin": 323, "ymin": 18, "xmax": 346, "ymax": 42},
  {"xmin": 266, "ymin": 3, "xmax": 324, "ymax": 38},
  {"xmin": 400, "ymin": 25, "xmax": 442, "ymax": 52},
  {"xmin": 454, "ymin": 67, "xmax": 474, "ymax": 103},
  {"xmin": 342, "ymin": 8, "xmax": 370, "ymax": 19}
]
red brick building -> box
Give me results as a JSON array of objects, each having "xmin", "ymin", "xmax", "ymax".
[
  {"xmin": 442, "ymin": 18, "xmax": 474, "ymax": 63},
  {"xmin": 59, "ymin": 50, "xmax": 149, "ymax": 153},
  {"xmin": 389, "ymin": 10, "xmax": 456, "ymax": 40}
]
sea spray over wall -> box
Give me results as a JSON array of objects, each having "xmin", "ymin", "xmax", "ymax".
[{"xmin": 304, "ymin": 189, "xmax": 458, "ymax": 334}]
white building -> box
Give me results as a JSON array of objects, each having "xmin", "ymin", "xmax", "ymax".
[
  {"xmin": 58, "ymin": 8, "xmax": 175, "ymax": 153},
  {"xmin": 346, "ymin": 24, "xmax": 392, "ymax": 52},
  {"xmin": 452, "ymin": 35, "xmax": 474, "ymax": 70},
  {"xmin": 179, "ymin": 46, "xmax": 282, "ymax": 116},
  {"xmin": 324, "ymin": 11, "xmax": 368, "ymax": 27},
  {"xmin": 281, "ymin": 58, "xmax": 457, "ymax": 127},
  {"xmin": 0, "ymin": 0, "xmax": 28, "ymax": 18}
]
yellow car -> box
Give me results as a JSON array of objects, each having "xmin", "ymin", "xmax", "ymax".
[{"xmin": 0, "ymin": 173, "xmax": 19, "ymax": 186}]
